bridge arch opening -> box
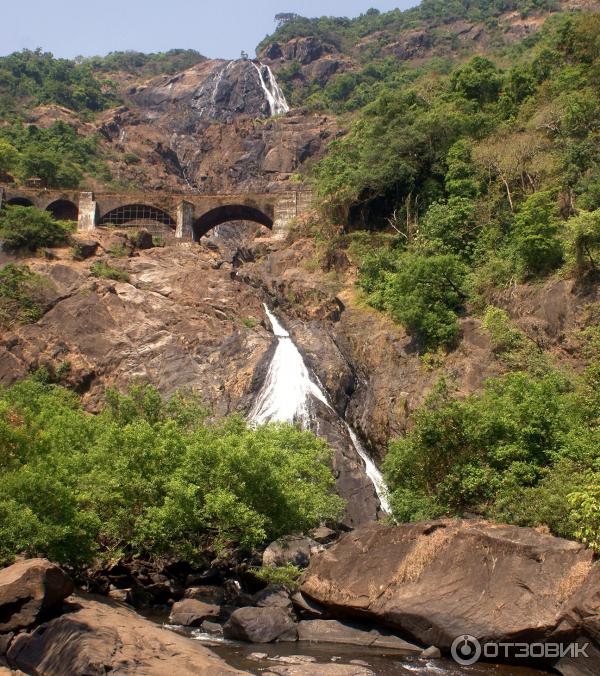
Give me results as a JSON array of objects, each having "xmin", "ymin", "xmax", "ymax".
[
  {"xmin": 193, "ymin": 204, "xmax": 273, "ymax": 240},
  {"xmin": 98, "ymin": 204, "xmax": 176, "ymax": 232},
  {"xmin": 6, "ymin": 197, "xmax": 34, "ymax": 207},
  {"xmin": 46, "ymin": 199, "xmax": 78, "ymax": 221}
]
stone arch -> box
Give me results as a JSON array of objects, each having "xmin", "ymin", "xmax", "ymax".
[
  {"xmin": 98, "ymin": 204, "xmax": 176, "ymax": 229},
  {"xmin": 193, "ymin": 204, "xmax": 273, "ymax": 240},
  {"xmin": 46, "ymin": 199, "xmax": 78, "ymax": 221},
  {"xmin": 5, "ymin": 197, "xmax": 34, "ymax": 207}
]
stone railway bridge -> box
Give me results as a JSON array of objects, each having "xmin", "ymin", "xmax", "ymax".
[{"xmin": 0, "ymin": 186, "xmax": 314, "ymax": 240}]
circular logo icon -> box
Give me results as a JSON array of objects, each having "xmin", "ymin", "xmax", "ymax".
[{"xmin": 451, "ymin": 634, "xmax": 482, "ymax": 666}]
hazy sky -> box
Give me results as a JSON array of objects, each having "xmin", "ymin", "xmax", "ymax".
[{"xmin": 4, "ymin": 1, "xmax": 419, "ymax": 60}]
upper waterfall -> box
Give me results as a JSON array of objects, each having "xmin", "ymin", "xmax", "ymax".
[{"xmin": 252, "ymin": 62, "xmax": 290, "ymax": 116}]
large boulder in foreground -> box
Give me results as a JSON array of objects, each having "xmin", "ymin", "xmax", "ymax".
[
  {"xmin": 300, "ymin": 520, "xmax": 596, "ymax": 652},
  {"xmin": 7, "ymin": 593, "xmax": 242, "ymax": 675},
  {"xmin": 0, "ymin": 559, "xmax": 74, "ymax": 633}
]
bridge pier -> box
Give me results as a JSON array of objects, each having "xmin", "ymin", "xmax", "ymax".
[
  {"xmin": 78, "ymin": 192, "xmax": 97, "ymax": 232},
  {"xmin": 176, "ymin": 201, "xmax": 194, "ymax": 239}
]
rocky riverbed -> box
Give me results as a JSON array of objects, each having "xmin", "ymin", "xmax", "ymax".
[{"xmin": 2, "ymin": 518, "xmax": 598, "ymax": 674}]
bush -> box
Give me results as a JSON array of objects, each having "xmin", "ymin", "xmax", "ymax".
[
  {"xmin": 91, "ymin": 261, "xmax": 130, "ymax": 282},
  {"xmin": 0, "ymin": 381, "xmax": 343, "ymax": 566},
  {"xmin": 383, "ymin": 370, "xmax": 599, "ymax": 545},
  {"xmin": 0, "ymin": 206, "xmax": 72, "ymax": 250},
  {"xmin": 0, "ymin": 264, "xmax": 48, "ymax": 327}
]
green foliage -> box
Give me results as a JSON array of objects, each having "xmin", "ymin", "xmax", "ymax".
[
  {"xmin": 0, "ymin": 264, "xmax": 48, "ymax": 327},
  {"xmin": 0, "ymin": 139, "xmax": 19, "ymax": 176},
  {"xmin": 569, "ymin": 482, "xmax": 600, "ymax": 552},
  {"xmin": 0, "ymin": 120, "xmax": 104, "ymax": 187},
  {"xmin": 0, "ymin": 381, "xmax": 343, "ymax": 566},
  {"xmin": 563, "ymin": 209, "xmax": 600, "ymax": 275},
  {"xmin": 0, "ymin": 206, "xmax": 73, "ymax": 250},
  {"xmin": 510, "ymin": 191, "xmax": 563, "ymax": 278},
  {"xmin": 450, "ymin": 57, "xmax": 502, "ymax": 106},
  {"xmin": 90, "ymin": 261, "xmax": 130, "ymax": 282},
  {"xmin": 84, "ymin": 49, "xmax": 206, "ymax": 77},
  {"xmin": 250, "ymin": 564, "xmax": 302, "ymax": 588},
  {"xmin": 383, "ymin": 369, "xmax": 599, "ymax": 547},
  {"xmin": 358, "ymin": 248, "xmax": 467, "ymax": 350},
  {"xmin": 0, "ymin": 49, "xmax": 117, "ymax": 114}
]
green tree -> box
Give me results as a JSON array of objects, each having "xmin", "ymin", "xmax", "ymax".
[
  {"xmin": 563, "ymin": 209, "xmax": 600, "ymax": 275},
  {"xmin": 510, "ymin": 191, "xmax": 563, "ymax": 278},
  {"xmin": 0, "ymin": 139, "xmax": 18, "ymax": 176},
  {"xmin": 0, "ymin": 206, "xmax": 73, "ymax": 250}
]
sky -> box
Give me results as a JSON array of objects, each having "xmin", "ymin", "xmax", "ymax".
[{"xmin": 4, "ymin": 0, "xmax": 419, "ymax": 61}]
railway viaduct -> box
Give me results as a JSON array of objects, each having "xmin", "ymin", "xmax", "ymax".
[{"xmin": 0, "ymin": 186, "xmax": 314, "ymax": 240}]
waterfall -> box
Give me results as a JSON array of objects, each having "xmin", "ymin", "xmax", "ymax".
[
  {"xmin": 249, "ymin": 305, "xmax": 390, "ymax": 512},
  {"xmin": 251, "ymin": 62, "xmax": 290, "ymax": 116}
]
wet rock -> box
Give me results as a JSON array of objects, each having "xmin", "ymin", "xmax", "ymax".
[
  {"xmin": 300, "ymin": 520, "xmax": 596, "ymax": 652},
  {"xmin": 297, "ymin": 619, "xmax": 421, "ymax": 653},
  {"xmin": 169, "ymin": 599, "xmax": 222, "ymax": 626},
  {"xmin": 223, "ymin": 607, "xmax": 298, "ymax": 643},
  {"xmin": 0, "ymin": 559, "xmax": 74, "ymax": 633},
  {"xmin": 420, "ymin": 646, "xmax": 442, "ymax": 659},
  {"xmin": 264, "ymin": 664, "xmax": 373, "ymax": 675},
  {"xmin": 7, "ymin": 593, "xmax": 241, "ymax": 674},
  {"xmin": 199, "ymin": 619, "xmax": 224, "ymax": 636},
  {"xmin": 0, "ymin": 634, "xmax": 13, "ymax": 656},
  {"xmin": 262, "ymin": 536, "xmax": 321, "ymax": 568}
]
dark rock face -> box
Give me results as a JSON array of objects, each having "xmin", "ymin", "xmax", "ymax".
[
  {"xmin": 223, "ymin": 606, "xmax": 298, "ymax": 643},
  {"xmin": 0, "ymin": 559, "xmax": 74, "ymax": 633},
  {"xmin": 72, "ymin": 238, "xmax": 99, "ymax": 260},
  {"xmin": 300, "ymin": 520, "xmax": 597, "ymax": 652},
  {"xmin": 7, "ymin": 593, "xmax": 241, "ymax": 674}
]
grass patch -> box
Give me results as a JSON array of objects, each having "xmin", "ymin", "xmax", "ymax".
[
  {"xmin": 249, "ymin": 564, "xmax": 303, "ymax": 588},
  {"xmin": 91, "ymin": 261, "xmax": 130, "ymax": 282}
]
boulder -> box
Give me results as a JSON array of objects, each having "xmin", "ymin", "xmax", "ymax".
[
  {"xmin": 135, "ymin": 229, "xmax": 154, "ymax": 250},
  {"xmin": 0, "ymin": 559, "xmax": 74, "ymax": 633},
  {"xmin": 72, "ymin": 239, "xmax": 99, "ymax": 260},
  {"xmin": 300, "ymin": 520, "xmax": 596, "ymax": 652},
  {"xmin": 7, "ymin": 593, "xmax": 242, "ymax": 675},
  {"xmin": 169, "ymin": 599, "xmax": 222, "ymax": 626},
  {"xmin": 262, "ymin": 536, "xmax": 321, "ymax": 568},
  {"xmin": 252, "ymin": 585, "xmax": 293, "ymax": 611},
  {"xmin": 184, "ymin": 585, "xmax": 226, "ymax": 604},
  {"xmin": 297, "ymin": 619, "xmax": 421, "ymax": 654},
  {"xmin": 420, "ymin": 646, "xmax": 442, "ymax": 659},
  {"xmin": 223, "ymin": 607, "xmax": 298, "ymax": 643},
  {"xmin": 291, "ymin": 591, "xmax": 327, "ymax": 618},
  {"xmin": 200, "ymin": 620, "xmax": 224, "ymax": 637}
]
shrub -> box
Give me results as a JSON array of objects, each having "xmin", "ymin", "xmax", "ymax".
[
  {"xmin": 0, "ymin": 206, "xmax": 73, "ymax": 250},
  {"xmin": 0, "ymin": 264, "xmax": 48, "ymax": 327},
  {"xmin": 383, "ymin": 370, "xmax": 599, "ymax": 546},
  {"xmin": 91, "ymin": 261, "xmax": 130, "ymax": 282},
  {"xmin": 250, "ymin": 564, "xmax": 303, "ymax": 588},
  {"xmin": 0, "ymin": 381, "xmax": 343, "ymax": 566}
]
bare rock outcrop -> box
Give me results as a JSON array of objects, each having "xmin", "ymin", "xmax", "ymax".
[
  {"xmin": 300, "ymin": 520, "xmax": 598, "ymax": 658},
  {"xmin": 6, "ymin": 593, "xmax": 243, "ymax": 675}
]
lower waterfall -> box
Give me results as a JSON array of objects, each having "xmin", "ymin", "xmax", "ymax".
[{"xmin": 249, "ymin": 305, "xmax": 390, "ymax": 513}]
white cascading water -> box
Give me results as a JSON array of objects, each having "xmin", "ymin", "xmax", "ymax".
[
  {"xmin": 249, "ymin": 305, "xmax": 390, "ymax": 512},
  {"xmin": 251, "ymin": 62, "xmax": 290, "ymax": 116}
]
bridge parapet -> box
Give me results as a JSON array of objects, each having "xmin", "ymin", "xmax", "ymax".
[{"xmin": 0, "ymin": 186, "xmax": 314, "ymax": 240}]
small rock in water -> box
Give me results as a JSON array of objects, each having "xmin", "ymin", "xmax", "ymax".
[
  {"xmin": 270, "ymin": 655, "xmax": 317, "ymax": 664},
  {"xmin": 420, "ymin": 645, "xmax": 442, "ymax": 659},
  {"xmin": 249, "ymin": 652, "xmax": 269, "ymax": 661},
  {"xmin": 350, "ymin": 660, "xmax": 370, "ymax": 667}
]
